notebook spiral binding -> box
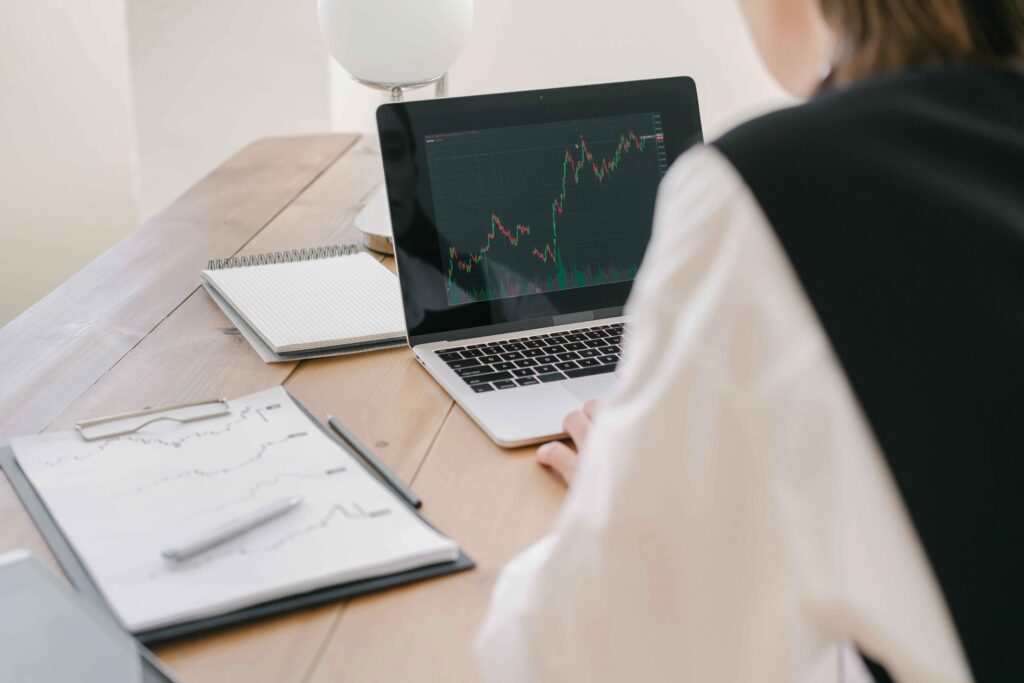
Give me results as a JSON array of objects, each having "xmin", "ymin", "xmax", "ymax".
[{"xmin": 207, "ymin": 244, "xmax": 360, "ymax": 270}]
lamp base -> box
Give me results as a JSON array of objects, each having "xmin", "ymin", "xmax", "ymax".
[
  {"xmin": 352, "ymin": 72, "xmax": 447, "ymax": 102},
  {"xmin": 354, "ymin": 186, "xmax": 394, "ymax": 255},
  {"xmin": 350, "ymin": 71, "xmax": 450, "ymax": 256}
]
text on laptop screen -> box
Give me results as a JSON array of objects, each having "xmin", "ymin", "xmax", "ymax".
[{"xmin": 423, "ymin": 113, "xmax": 669, "ymax": 307}]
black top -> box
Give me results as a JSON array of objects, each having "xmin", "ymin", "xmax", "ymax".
[{"xmin": 714, "ymin": 65, "xmax": 1024, "ymax": 683}]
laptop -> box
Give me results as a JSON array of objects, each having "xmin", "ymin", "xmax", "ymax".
[{"xmin": 377, "ymin": 77, "xmax": 702, "ymax": 447}]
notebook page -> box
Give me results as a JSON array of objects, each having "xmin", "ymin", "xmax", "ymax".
[
  {"xmin": 12, "ymin": 387, "xmax": 460, "ymax": 632},
  {"xmin": 202, "ymin": 253, "xmax": 405, "ymax": 353}
]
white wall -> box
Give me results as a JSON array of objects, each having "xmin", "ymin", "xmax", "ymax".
[
  {"xmin": 0, "ymin": 0, "xmax": 786, "ymax": 327},
  {"xmin": 0, "ymin": 0, "xmax": 140, "ymax": 325},
  {"xmin": 332, "ymin": 0, "xmax": 788, "ymax": 140},
  {"xmin": 128, "ymin": 0, "xmax": 335, "ymax": 218},
  {"xmin": 0, "ymin": 0, "xmax": 337, "ymax": 326}
]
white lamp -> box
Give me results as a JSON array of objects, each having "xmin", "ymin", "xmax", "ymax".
[{"xmin": 317, "ymin": 0, "xmax": 474, "ymax": 252}]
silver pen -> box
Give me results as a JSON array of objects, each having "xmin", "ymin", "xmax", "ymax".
[{"xmin": 161, "ymin": 496, "xmax": 304, "ymax": 562}]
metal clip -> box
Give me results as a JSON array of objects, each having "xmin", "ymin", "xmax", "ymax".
[{"xmin": 75, "ymin": 398, "xmax": 230, "ymax": 442}]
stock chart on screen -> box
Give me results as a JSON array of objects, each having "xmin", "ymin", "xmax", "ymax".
[{"xmin": 424, "ymin": 112, "xmax": 669, "ymax": 306}]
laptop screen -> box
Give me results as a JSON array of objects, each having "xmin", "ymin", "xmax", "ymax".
[
  {"xmin": 378, "ymin": 78, "xmax": 702, "ymax": 344},
  {"xmin": 425, "ymin": 113, "xmax": 669, "ymax": 307}
]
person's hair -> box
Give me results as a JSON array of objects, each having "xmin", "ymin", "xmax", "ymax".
[{"xmin": 819, "ymin": 0, "xmax": 1024, "ymax": 85}]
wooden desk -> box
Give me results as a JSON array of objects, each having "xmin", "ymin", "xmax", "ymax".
[{"xmin": 0, "ymin": 134, "xmax": 566, "ymax": 682}]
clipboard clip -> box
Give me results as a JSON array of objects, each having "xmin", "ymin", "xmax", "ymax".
[{"xmin": 75, "ymin": 398, "xmax": 230, "ymax": 442}]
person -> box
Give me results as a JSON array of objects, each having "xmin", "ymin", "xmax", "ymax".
[{"xmin": 475, "ymin": 1, "xmax": 1024, "ymax": 681}]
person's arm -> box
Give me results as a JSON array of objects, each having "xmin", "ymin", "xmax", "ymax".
[
  {"xmin": 475, "ymin": 145, "xmax": 829, "ymax": 681},
  {"xmin": 473, "ymin": 146, "xmax": 970, "ymax": 683}
]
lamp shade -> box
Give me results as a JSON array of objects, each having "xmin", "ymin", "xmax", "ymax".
[{"xmin": 317, "ymin": 0, "xmax": 473, "ymax": 85}]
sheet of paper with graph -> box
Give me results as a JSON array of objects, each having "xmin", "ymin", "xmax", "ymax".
[{"xmin": 11, "ymin": 386, "xmax": 459, "ymax": 632}]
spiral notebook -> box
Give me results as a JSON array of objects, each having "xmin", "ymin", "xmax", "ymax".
[{"xmin": 201, "ymin": 245, "xmax": 406, "ymax": 363}]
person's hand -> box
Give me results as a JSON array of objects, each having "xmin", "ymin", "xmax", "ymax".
[{"xmin": 536, "ymin": 399, "xmax": 604, "ymax": 486}]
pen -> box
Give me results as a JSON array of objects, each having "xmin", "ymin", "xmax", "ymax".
[
  {"xmin": 326, "ymin": 415, "xmax": 422, "ymax": 509},
  {"xmin": 161, "ymin": 496, "xmax": 303, "ymax": 562}
]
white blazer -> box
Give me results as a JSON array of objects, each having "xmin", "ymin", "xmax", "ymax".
[{"xmin": 474, "ymin": 147, "xmax": 972, "ymax": 683}]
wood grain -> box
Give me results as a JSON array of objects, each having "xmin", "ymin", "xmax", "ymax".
[
  {"xmin": 282, "ymin": 346, "xmax": 454, "ymax": 485},
  {"xmin": 305, "ymin": 408, "xmax": 566, "ymax": 683},
  {"xmin": 44, "ymin": 144, "xmax": 385, "ymax": 433},
  {"xmin": 0, "ymin": 135, "xmax": 567, "ymax": 683},
  {"xmin": 0, "ymin": 134, "xmax": 358, "ymax": 443},
  {"xmin": 9, "ymin": 142, "xmax": 391, "ymax": 683}
]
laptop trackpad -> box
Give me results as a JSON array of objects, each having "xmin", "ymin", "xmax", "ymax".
[{"xmin": 565, "ymin": 374, "xmax": 618, "ymax": 404}]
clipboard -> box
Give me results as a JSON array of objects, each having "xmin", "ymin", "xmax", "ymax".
[{"xmin": 0, "ymin": 391, "xmax": 474, "ymax": 645}]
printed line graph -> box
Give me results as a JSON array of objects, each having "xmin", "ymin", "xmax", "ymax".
[
  {"xmin": 162, "ymin": 501, "xmax": 394, "ymax": 573},
  {"xmin": 13, "ymin": 387, "xmax": 459, "ymax": 632},
  {"xmin": 117, "ymin": 432, "xmax": 310, "ymax": 497},
  {"xmin": 242, "ymin": 501, "xmax": 392, "ymax": 552},
  {"xmin": 426, "ymin": 112, "xmax": 667, "ymax": 305},
  {"xmin": 244, "ymin": 466, "xmax": 346, "ymax": 499},
  {"xmin": 178, "ymin": 466, "xmax": 349, "ymax": 522},
  {"xmin": 26, "ymin": 393, "xmax": 400, "ymax": 544},
  {"xmin": 39, "ymin": 405, "xmax": 263, "ymax": 468},
  {"xmin": 23, "ymin": 391, "xmax": 410, "ymax": 562}
]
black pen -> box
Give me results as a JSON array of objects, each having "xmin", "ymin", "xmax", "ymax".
[{"xmin": 326, "ymin": 415, "xmax": 422, "ymax": 509}]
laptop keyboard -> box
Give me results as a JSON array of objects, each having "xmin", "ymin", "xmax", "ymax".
[{"xmin": 434, "ymin": 322, "xmax": 624, "ymax": 393}]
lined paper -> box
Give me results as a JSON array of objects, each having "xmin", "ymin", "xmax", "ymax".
[{"xmin": 202, "ymin": 253, "xmax": 405, "ymax": 353}]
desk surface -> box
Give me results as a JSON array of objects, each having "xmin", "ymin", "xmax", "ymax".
[{"xmin": 0, "ymin": 134, "xmax": 566, "ymax": 682}]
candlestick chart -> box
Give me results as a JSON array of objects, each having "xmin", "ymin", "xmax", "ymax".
[{"xmin": 424, "ymin": 113, "xmax": 668, "ymax": 306}]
